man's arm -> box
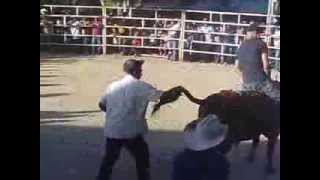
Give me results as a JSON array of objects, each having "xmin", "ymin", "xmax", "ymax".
[
  {"xmin": 98, "ymin": 100, "xmax": 106, "ymax": 112},
  {"xmin": 261, "ymin": 45, "xmax": 270, "ymax": 77},
  {"xmin": 98, "ymin": 93, "xmax": 108, "ymax": 112}
]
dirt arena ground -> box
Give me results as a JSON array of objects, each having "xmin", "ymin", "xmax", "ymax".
[{"xmin": 40, "ymin": 54, "xmax": 280, "ymax": 180}]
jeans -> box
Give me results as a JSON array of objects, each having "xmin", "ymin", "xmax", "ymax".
[
  {"xmin": 240, "ymin": 80, "xmax": 280, "ymax": 102},
  {"xmin": 172, "ymin": 145, "xmax": 230, "ymax": 180},
  {"xmin": 96, "ymin": 135, "xmax": 150, "ymax": 180},
  {"xmin": 92, "ymin": 36, "xmax": 102, "ymax": 54}
]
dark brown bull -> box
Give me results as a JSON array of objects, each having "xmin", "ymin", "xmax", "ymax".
[{"xmin": 181, "ymin": 89, "xmax": 280, "ymax": 174}]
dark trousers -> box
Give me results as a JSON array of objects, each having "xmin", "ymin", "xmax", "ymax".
[
  {"xmin": 172, "ymin": 148, "xmax": 230, "ymax": 180},
  {"xmin": 97, "ymin": 135, "xmax": 150, "ymax": 180}
]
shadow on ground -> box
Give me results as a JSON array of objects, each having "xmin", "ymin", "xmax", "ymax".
[
  {"xmin": 40, "ymin": 124, "xmax": 280, "ymax": 180},
  {"xmin": 40, "ymin": 93, "xmax": 71, "ymax": 98},
  {"xmin": 40, "ymin": 75, "xmax": 61, "ymax": 78},
  {"xmin": 40, "ymin": 110, "xmax": 100, "ymax": 122},
  {"xmin": 40, "ymin": 83, "xmax": 64, "ymax": 87}
]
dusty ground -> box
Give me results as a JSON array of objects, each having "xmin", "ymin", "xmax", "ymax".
[{"xmin": 40, "ymin": 54, "xmax": 280, "ymax": 180}]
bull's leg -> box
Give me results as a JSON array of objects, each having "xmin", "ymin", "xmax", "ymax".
[
  {"xmin": 247, "ymin": 136, "xmax": 260, "ymax": 163},
  {"xmin": 265, "ymin": 136, "xmax": 278, "ymax": 174},
  {"xmin": 230, "ymin": 141, "xmax": 240, "ymax": 159}
]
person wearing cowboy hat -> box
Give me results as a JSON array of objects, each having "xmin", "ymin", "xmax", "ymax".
[
  {"xmin": 235, "ymin": 22, "xmax": 280, "ymax": 102},
  {"xmin": 172, "ymin": 114, "xmax": 231, "ymax": 180}
]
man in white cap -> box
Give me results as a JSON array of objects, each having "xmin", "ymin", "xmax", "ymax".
[
  {"xmin": 97, "ymin": 59, "xmax": 185, "ymax": 180},
  {"xmin": 172, "ymin": 114, "xmax": 231, "ymax": 180}
]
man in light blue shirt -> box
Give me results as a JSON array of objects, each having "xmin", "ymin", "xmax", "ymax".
[{"xmin": 96, "ymin": 59, "xmax": 184, "ymax": 180}]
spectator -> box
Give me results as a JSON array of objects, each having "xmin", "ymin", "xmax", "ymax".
[
  {"xmin": 53, "ymin": 18, "xmax": 64, "ymax": 43},
  {"xmin": 69, "ymin": 18, "xmax": 81, "ymax": 41},
  {"xmin": 167, "ymin": 21, "xmax": 180, "ymax": 61},
  {"xmin": 198, "ymin": 18, "xmax": 212, "ymax": 42},
  {"xmin": 224, "ymin": 25, "xmax": 237, "ymax": 64},
  {"xmin": 235, "ymin": 26, "xmax": 245, "ymax": 45},
  {"xmin": 131, "ymin": 30, "xmax": 142, "ymax": 56},
  {"xmin": 155, "ymin": 15, "xmax": 165, "ymax": 28},
  {"xmin": 40, "ymin": 17, "xmax": 53, "ymax": 49},
  {"xmin": 91, "ymin": 18, "xmax": 103, "ymax": 54},
  {"xmin": 213, "ymin": 35, "xmax": 222, "ymax": 63},
  {"xmin": 148, "ymin": 31, "xmax": 158, "ymax": 47},
  {"xmin": 172, "ymin": 114, "xmax": 231, "ymax": 180},
  {"xmin": 40, "ymin": 8, "xmax": 48, "ymax": 15},
  {"xmin": 116, "ymin": 22, "xmax": 128, "ymax": 55},
  {"xmin": 198, "ymin": 21, "xmax": 214, "ymax": 61},
  {"xmin": 80, "ymin": 18, "xmax": 91, "ymax": 54},
  {"xmin": 184, "ymin": 32, "xmax": 194, "ymax": 61},
  {"xmin": 198, "ymin": 22, "xmax": 213, "ymax": 42},
  {"xmin": 159, "ymin": 31, "xmax": 168, "ymax": 56}
]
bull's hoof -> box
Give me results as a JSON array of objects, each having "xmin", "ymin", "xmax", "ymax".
[{"xmin": 265, "ymin": 165, "xmax": 276, "ymax": 174}]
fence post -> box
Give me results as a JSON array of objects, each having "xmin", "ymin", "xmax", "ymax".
[
  {"xmin": 154, "ymin": 10, "xmax": 158, "ymax": 37},
  {"xmin": 141, "ymin": 19, "xmax": 145, "ymax": 46},
  {"xmin": 76, "ymin": 7, "xmax": 79, "ymax": 16},
  {"xmin": 102, "ymin": 7, "xmax": 107, "ymax": 55},
  {"xmin": 178, "ymin": 11, "xmax": 186, "ymax": 62},
  {"xmin": 129, "ymin": 7, "xmax": 132, "ymax": 17},
  {"xmin": 237, "ymin": 14, "xmax": 241, "ymax": 45},
  {"xmin": 63, "ymin": 15, "xmax": 67, "ymax": 43},
  {"xmin": 266, "ymin": 0, "xmax": 273, "ymax": 46}
]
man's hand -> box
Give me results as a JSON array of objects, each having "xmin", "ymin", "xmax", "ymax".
[{"xmin": 99, "ymin": 101, "xmax": 106, "ymax": 112}]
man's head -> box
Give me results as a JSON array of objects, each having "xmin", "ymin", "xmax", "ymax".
[
  {"xmin": 123, "ymin": 59, "xmax": 144, "ymax": 79},
  {"xmin": 246, "ymin": 23, "xmax": 258, "ymax": 40}
]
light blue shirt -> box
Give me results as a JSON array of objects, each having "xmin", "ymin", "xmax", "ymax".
[{"xmin": 100, "ymin": 75, "xmax": 163, "ymax": 139}]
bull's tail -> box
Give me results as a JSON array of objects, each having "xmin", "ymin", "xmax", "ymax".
[{"xmin": 182, "ymin": 89, "xmax": 205, "ymax": 105}]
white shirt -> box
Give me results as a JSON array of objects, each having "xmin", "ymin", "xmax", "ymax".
[
  {"xmin": 273, "ymin": 30, "xmax": 280, "ymax": 48},
  {"xmin": 70, "ymin": 21, "xmax": 80, "ymax": 39},
  {"xmin": 100, "ymin": 75, "xmax": 163, "ymax": 139},
  {"xmin": 198, "ymin": 25, "xmax": 213, "ymax": 42},
  {"xmin": 168, "ymin": 23, "xmax": 180, "ymax": 38}
]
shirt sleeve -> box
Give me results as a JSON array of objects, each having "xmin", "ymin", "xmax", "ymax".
[
  {"xmin": 99, "ymin": 84, "xmax": 113, "ymax": 106},
  {"xmin": 138, "ymin": 81, "xmax": 163, "ymax": 101}
]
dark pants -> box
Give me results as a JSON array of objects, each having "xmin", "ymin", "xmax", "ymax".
[
  {"xmin": 172, "ymin": 139, "xmax": 232, "ymax": 180},
  {"xmin": 97, "ymin": 135, "xmax": 150, "ymax": 180},
  {"xmin": 172, "ymin": 148, "xmax": 230, "ymax": 180}
]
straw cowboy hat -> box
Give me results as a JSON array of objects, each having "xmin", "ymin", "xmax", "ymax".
[{"xmin": 184, "ymin": 114, "xmax": 228, "ymax": 151}]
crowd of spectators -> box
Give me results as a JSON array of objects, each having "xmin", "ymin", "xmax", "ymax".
[{"xmin": 40, "ymin": 7, "xmax": 280, "ymax": 64}]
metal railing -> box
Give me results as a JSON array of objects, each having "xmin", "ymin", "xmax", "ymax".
[{"xmin": 40, "ymin": 4, "xmax": 280, "ymax": 73}]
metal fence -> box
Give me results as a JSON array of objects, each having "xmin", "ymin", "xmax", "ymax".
[{"xmin": 40, "ymin": 5, "xmax": 280, "ymax": 75}]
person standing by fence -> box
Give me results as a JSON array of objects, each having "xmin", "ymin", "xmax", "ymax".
[
  {"xmin": 167, "ymin": 21, "xmax": 180, "ymax": 61},
  {"xmin": 91, "ymin": 18, "xmax": 103, "ymax": 55},
  {"xmin": 80, "ymin": 18, "xmax": 91, "ymax": 54},
  {"xmin": 236, "ymin": 23, "xmax": 279, "ymax": 101}
]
